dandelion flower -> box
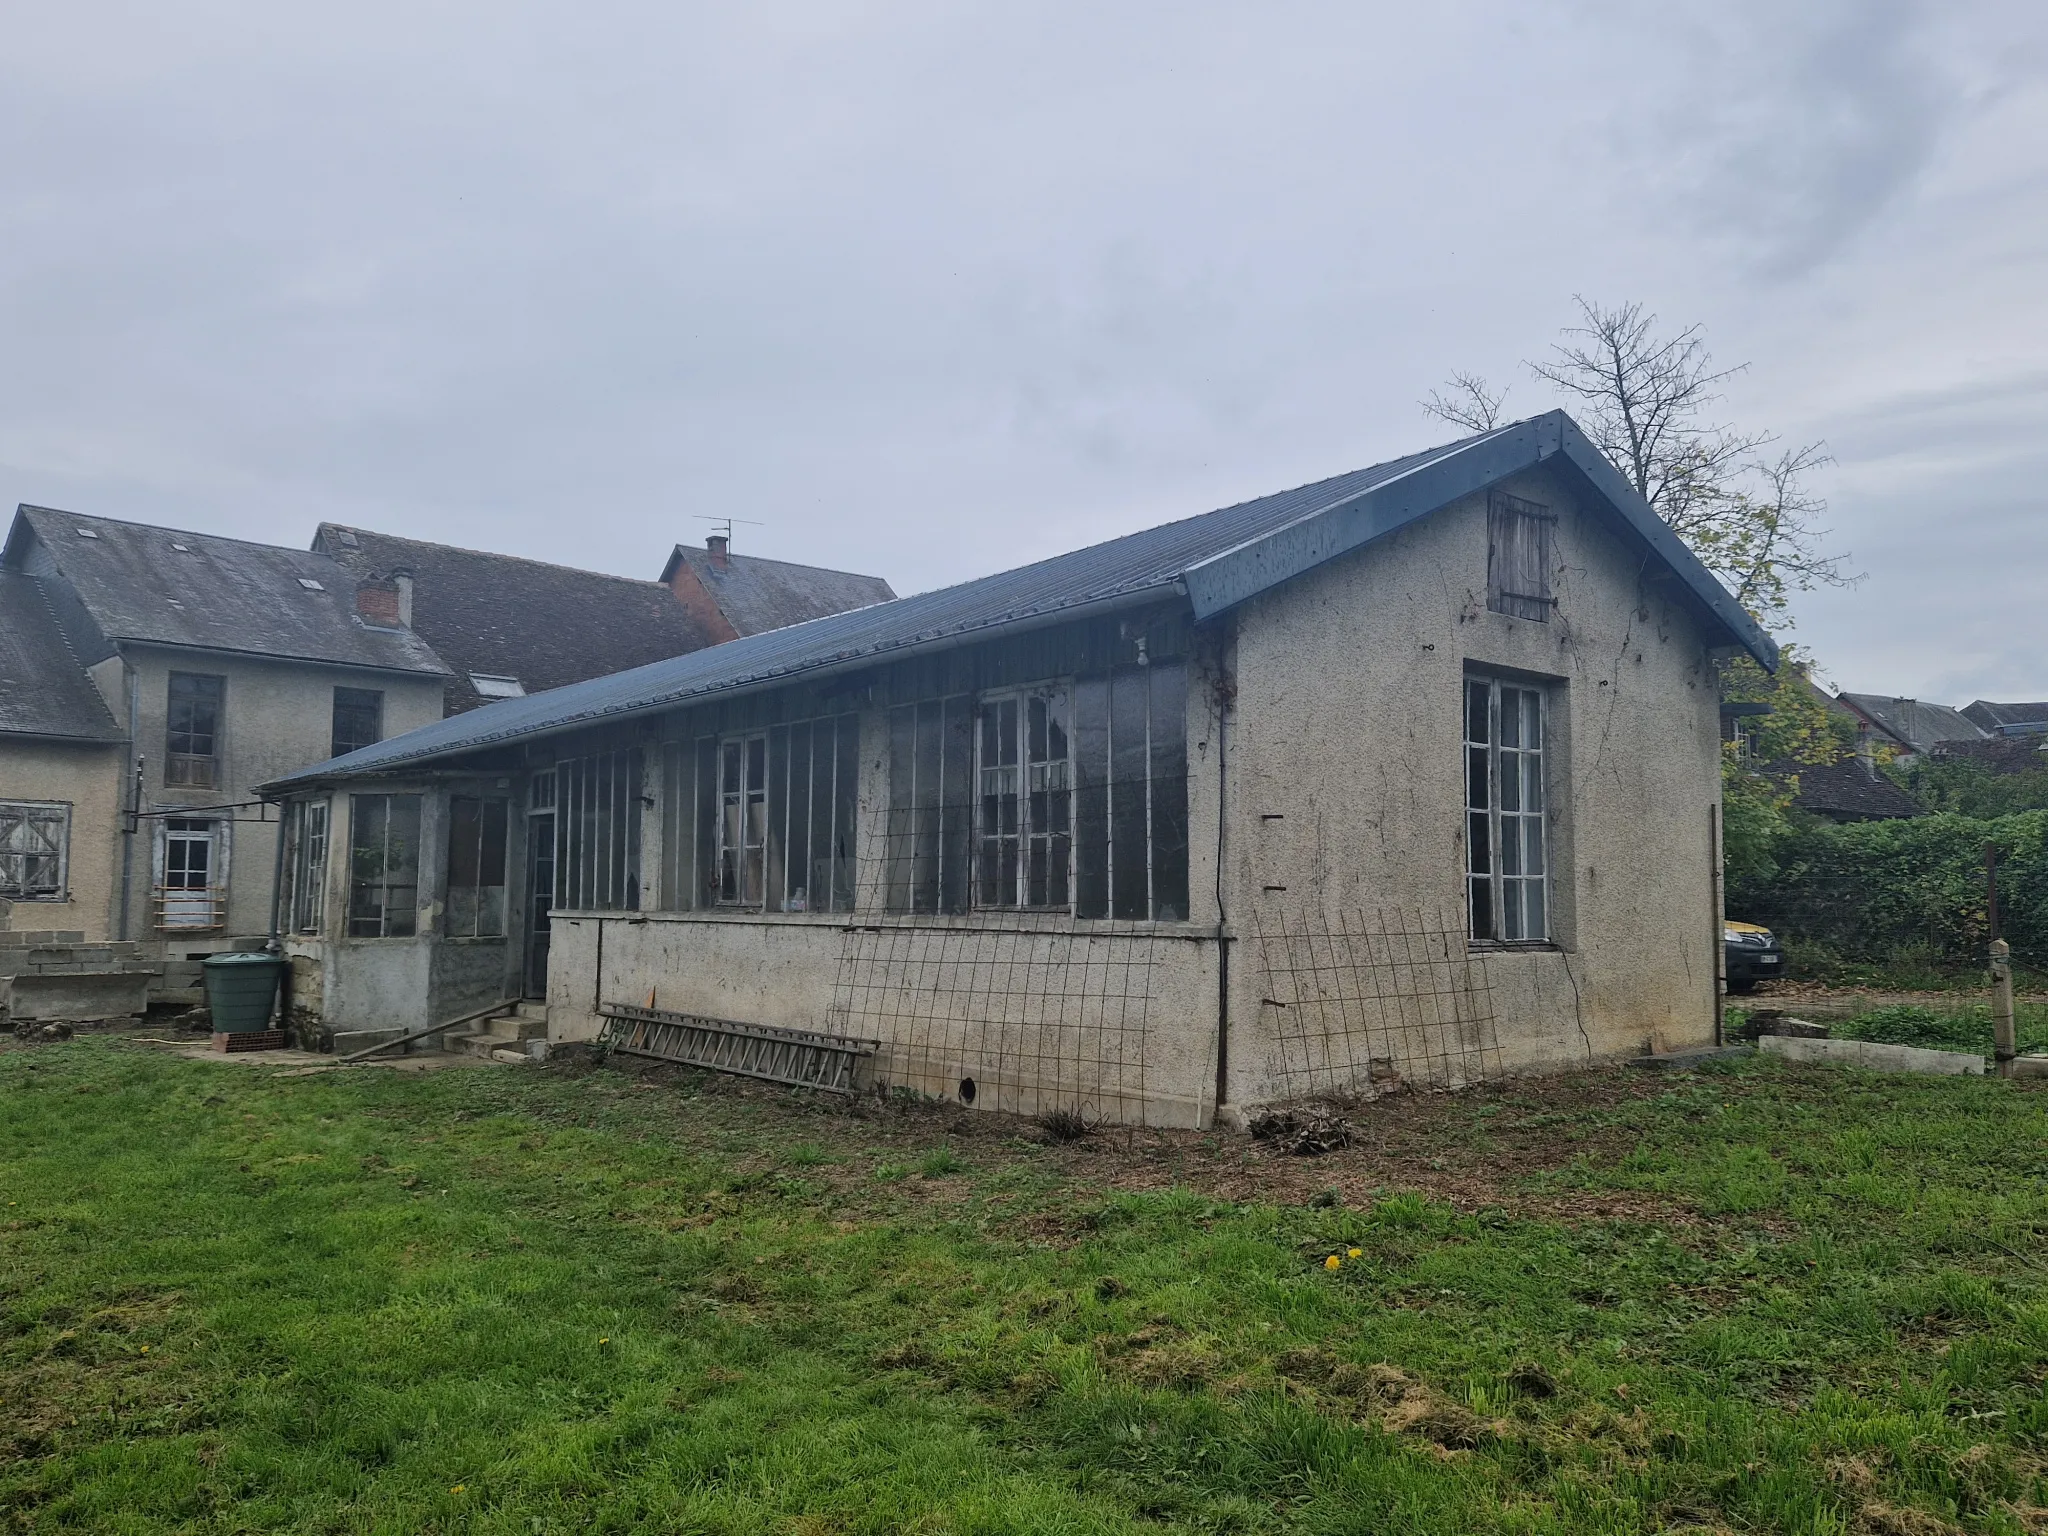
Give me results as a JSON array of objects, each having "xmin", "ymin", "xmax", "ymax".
[
  {"xmin": 451, "ymin": 1484, "xmax": 466, "ymax": 1494},
  {"xmin": 140, "ymin": 1345, "xmax": 150, "ymax": 1354},
  {"xmin": 599, "ymin": 1337, "xmax": 610, "ymax": 1345},
  {"xmin": 1324, "ymin": 1255, "xmax": 1341, "ymax": 1271}
]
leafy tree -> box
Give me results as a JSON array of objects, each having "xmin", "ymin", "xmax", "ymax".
[{"xmin": 1424, "ymin": 297, "xmax": 1855, "ymax": 628}]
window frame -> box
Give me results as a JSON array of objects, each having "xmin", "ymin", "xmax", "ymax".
[
  {"xmin": 346, "ymin": 792, "xmax": 423, "ymax": 939},
  {"xmin": 286, "ymin": 798, "xmax": 330, "ymax": 934},
  {"xmin": 0, "ymin": 799, "xmax": 70, "ymax": 901},
  {"xmin": 974, "ymin": 684, "xmax": 1074, "ymax": 912},
  {"xmin": 1464, "ymin": 673, "xmax": 1551, "ymax": 946},
  {"xmin": 714, "ymin": 732, "xmax": 770, "ymax": 908},
  {"xmin": 165, "ymin": 672, "xmax": 226, "ymax": 788},
  {"xmin": 445, "ymin": 794, "xmax": 511, "ymax": 938},
  {"xmin": 330, "ymin": 687, "xmax": 384, "ymax": 759}
]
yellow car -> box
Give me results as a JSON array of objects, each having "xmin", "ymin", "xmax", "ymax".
[{"xmin": 1724, "ymin": 920, "xmax": 1784, "ymax": 994}]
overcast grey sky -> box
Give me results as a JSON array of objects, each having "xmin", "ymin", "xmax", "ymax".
[{"xmin": 3, "ymin": 1, "xmax": 2044, "ymax": 701}]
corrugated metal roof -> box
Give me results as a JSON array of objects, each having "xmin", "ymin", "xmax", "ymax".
[
  {"xmin": 264, "ymin": 412, "xmax": 1774, "ymax": 790},
  {"xmin": 663, "ymin": 544, "xmax": 897, "ymax": 636},
  {"xmin": 0, "ymin": 572, "xmax": 124, "ymax": 742},
  {"xmin": 5, "ymin": 506, "xmax": 449, "ymax": 677}
]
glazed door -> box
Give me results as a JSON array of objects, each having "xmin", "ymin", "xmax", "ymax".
[{"xmin": 523, "ymin": 811, "xmax": 555, "ymax": 999}]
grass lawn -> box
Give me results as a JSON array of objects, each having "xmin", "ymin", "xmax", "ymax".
[{"xmin": 6, "ymin": 1041, "xmax": 2048, "ymax": 1534}]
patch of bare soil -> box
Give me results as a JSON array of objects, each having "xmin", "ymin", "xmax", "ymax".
[{"xmin": 578, "ymin": 1050, "xmax": 1703, "ymax": 1225}]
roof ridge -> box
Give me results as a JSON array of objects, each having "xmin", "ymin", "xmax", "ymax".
[
  {"xmin": 673, "ymin": 543, "xmax": 892, "ymax": 583},
  {"xmin": 19, "ymin": 504, "xmax": 341, "ymax": 563},
  {"xmin": 321, "ymin": 523, "xmax": 682, "ymax": 589}
]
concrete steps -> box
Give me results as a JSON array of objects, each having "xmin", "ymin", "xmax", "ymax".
[{"xmin": 448, "ymin": 1001, "xmax": 550, "ymax": 1062}]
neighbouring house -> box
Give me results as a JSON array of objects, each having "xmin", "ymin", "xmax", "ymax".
[
  {"xmin": 1962, "ymin": 700, "xmax": 2048, "ymax": 738},
  {"xmin": 1, "ymin": 507, "xmax": 452, "ymax": 951},
  {"xmin": 0, "ymin": 571, "xmax": 128, "ymax": 936},
  {"xmin": 1834, "ymin": 693, "xmax": 1988, "ymax": 759},
  {"xmin": 313, "ymin": 526, "xmax": 895, "ymax": 715},
  {"xmin": 1765, "ymin": 756, "xmax": 1923, "ymax": 822},
  {"xmin": 660, "ymin": 534, "xmax": 898, "ymax": 642},
  {"xmin": 260, "ymin": 411, "xmax": 1774, "ymax": 1126}
]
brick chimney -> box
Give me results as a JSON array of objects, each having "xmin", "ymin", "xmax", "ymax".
[
  {"xmin": 706, "ymin": 533, "xmax": 729, "ymax": 570},
  {"xmin": 356, "ymin": 579, "xmax": 402, "ymax": 627}
]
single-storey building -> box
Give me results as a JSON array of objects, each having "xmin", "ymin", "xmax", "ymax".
[{"xmin": 260, "ymin": 412, "xmax": 1774, "ymax": 1126}]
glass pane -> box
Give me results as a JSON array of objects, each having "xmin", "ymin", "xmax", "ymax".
[
  {"xmin": 1465, "ymin": 679, "xmax": 1489, "ymax": 744},
  {"xmin": 1500, "ymin": 689, "xmax": 1521, "ymax": 749},
  {"xmin": 1500, "ymin": 754, "xmax": 1521, "ymax": 812},
  {"xmin": 1522, "ymin": 753, "xmax": 1543, "ymax": 814},
  {"xmin": 1467, "ymin": 811, "xmax": 1490, "ymax": 875},
  {"xmin": 1468, "ymin": 876, "xmax": 1493, "ymax": 940},
  {"xmin": 1466, "ymin": 746, "xmax": 1489, "ymax": 810},
  {"xmin": 1524, "ymin": 880, "xmax": 1547, "ymax": 940},
  {"xmin": 1524, "ymin": 816, "xmax": 1545, "ymax": 876},
  {"xmin": 1500, "ymin": 818, "xmax": 1522, "ymax": 876}
]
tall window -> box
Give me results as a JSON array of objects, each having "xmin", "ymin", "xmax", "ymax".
[
  {"xmin": 1465, "ymin": 676, "xmax": 1548, "ymax": 943},
  {"xmin": 884, "ymin": 661, "xmax": 1188, "ymax": 921},
  {"xmin": 1487, "ymin": 491, "xmax": 1555, "ymax": 621},
  {"xmin": 977, "ymin": 689, "xmax": 1072, "ymax": 909},
  {"xmin": 556, "ymin": 751, "xmax": 641, "ymax": 912},
  {"xmin": 716, "ymin": 734, "xmax": 769, "ymax": 906},
  {"xmin": 446, "ymin": 795, "xmax": 510, "ymax": 937},
  {"xmin": 331, "ymin": 687, "xmax": 383, "ymax": 758},
  {"xmin": 348, "ymin": 793, "xmax": 421, "ymax": 937},
  {"xmin": 285, "ymin": 799, "xmax": 329, "ymax": 934},
  {"xmin": 0, "ymin": 801, "xmax": 68, "ymax": 900},
  {"xmin": 166, "ymin": 673, "xmax": 225, "ymax": 787}
]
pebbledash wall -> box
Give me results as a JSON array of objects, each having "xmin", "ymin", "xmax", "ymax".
[{"xmin": 528, "ymin": 461, "xmax": 1724, "ymax": 1128}]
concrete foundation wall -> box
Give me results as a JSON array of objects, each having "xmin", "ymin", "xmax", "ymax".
[
  {"xmin": 0, "ymin": 739, "xmax": 126, "ymax": 941},
  {"xmin": 549, "ymin": 911, "xmax": 1221, "ymax": 1128},
  {"xmin": 1222, "ymin": 465, "xmax": 1723, "ymax": 1106}
]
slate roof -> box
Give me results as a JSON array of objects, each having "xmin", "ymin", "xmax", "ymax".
[
  {"xmin": 1835, "ymin": 693, "xmax": 1988, "ymax": 754},
  {"xmin": 1962, "ymin": 700, "xmax": 2048, "ymax": 737},
  {"xmin": 1928, "ymin": 736, "xmax": 2048, "ymax": 772},
  {"xmin": 661, "ymin": 543, "xmax": 896, "ymax": 637},
  {"xmin": 0, "ymin": 572, "xmax": 123, "ymax": 742},
  {"xmin": 2, "ymin": 506, "xmax": 448, "ymax": 677},
  {"xmin": 263, "ymin": 411, "xmax": 1779, "ymax": 791},
  {"xmin": 313, "ymin": 525, "xmax": 731, "ymax": 714},
  {"xmin": 1766, "ymin": 755, "xmax": 1923, "ymax": 821}
]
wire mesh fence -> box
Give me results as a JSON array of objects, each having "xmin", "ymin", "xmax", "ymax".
[{"xmin": 1253, "ymin": 904, "xmax": 1502, "ymax": 1100}]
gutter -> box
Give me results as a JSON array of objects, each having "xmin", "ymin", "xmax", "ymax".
[{"xmin": 117, "ymin": 646, "xmax": 137, "ymax": 943}]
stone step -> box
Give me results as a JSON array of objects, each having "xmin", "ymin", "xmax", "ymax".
[
  {"xmin": 480, "ymin": 1014, "xmax": 548, "ymax": 1043},
  {"xmin": 511, "ymin": 1000, "xmax": 550, "ymax": 1024}
]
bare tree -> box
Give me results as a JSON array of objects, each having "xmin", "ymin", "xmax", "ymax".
[
  {"xmin": 1425, "ymin": 296, "xmax": 1854, "ymax": 624},
  {"xmin": 1420, "ymin": 371, "xmax": 1507, "ymax": 434}
]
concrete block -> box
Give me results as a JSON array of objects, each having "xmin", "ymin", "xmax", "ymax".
[
  {"xmin": 6, "ymin": 970, "xmax": 152, "ymax": 1022},
  {"xmin": 490, "ymin": 1047, "xmax": 533, "ymax": 1064},
  {"xmin": 1627, "ymin": 1045, "xmax": 1756, "ymax": 1071},
  {"xmin": 1759, "ymin": 1034, "xmax": 1985, "ymax": 1076},
  {"xmin": 2012, "ymin": 1056, "xmax": 2048, "ymax": 1079}
]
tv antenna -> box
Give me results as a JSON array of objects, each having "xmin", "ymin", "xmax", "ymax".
[{"xmin": 695, "ymin": 515, "xmax": 765, "ymax": 549}]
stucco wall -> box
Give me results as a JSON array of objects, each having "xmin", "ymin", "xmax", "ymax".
[
  {"xmin": 118, "ymin": 647, "xmax": 444, "ymax": 948},
  {"xmin": 0, "ymin": 738, "xmax": 126, "ymax": 940},
  {"xmin": 1221, "ymin": 465, "xmax": 1723, "ymax": 1105},
  {"xmin": 548, "ymin": 910, "xmax": 1222, "ymax": 1128}
]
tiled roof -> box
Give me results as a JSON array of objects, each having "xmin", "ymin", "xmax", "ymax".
[
  {"xmin": 313, "ymin": 525, "xmax": 730, "ymax": 714},
  {"xmin": 3, "ymin": 506, "xmax": 448, "ymax": 677},
  {"xmin": 662, "ymin": 544, "xmax": 895, "ymax": 636},
  {"xmin": 0, "ymin": 572, "xmax": 123, "ymax": 742},
  {"xmin": 1768, "ymin": 756, "xmax": 1923, "ymax": 821},
  {"xmin": 263, "ymin": 411, "xmax": 1778, "ymax": 791}
]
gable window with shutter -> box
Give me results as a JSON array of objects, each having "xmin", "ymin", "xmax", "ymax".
[
  {"xmin": 1487, "ymin": 491, "xmax": 1555, "ymax": 621},
  {"xmin": 0, "ymin": 801, "xmax": 69, "ymax": 900}
]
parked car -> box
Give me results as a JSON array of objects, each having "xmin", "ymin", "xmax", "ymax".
[{"xmin": 1724, "ymin": 920, "xmax": 1784, "ymax": 993}]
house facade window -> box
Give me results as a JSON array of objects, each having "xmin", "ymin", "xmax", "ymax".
[
  {"xmin": 1465, "ymin": 675, "xmax": 1549, "ymax": 943},
  {"xmin": 0, "ymin": 801, "xmax": 69, "ymax": 900},
  {"xmin": 1487, "ymin": 491, "xmax": 1555, "ymax": 621},
  {"xmin": 166, "ymin": 672, "xmax": 225, "ymax": 787},
  {"xmin": 348, "ymin": 793, "xmax": 421, "ymax": 937},
  {"xmin": 158, "ymin": 818, "xmax": 224, "ymax": 930},
  {"xmin": 284, "ymin": 799, "xmax": 329, "ymax": 934},
  {"xmin": 446, "ymin": 795, "xmax": 510, "ymax": 937},
  {"xmin": 976, "ymin": 688, "xmax": 1073, "ymax": 910},
  {"xmin": 331, "ymin": 687, "xmax": 383, "ymax": 758}
]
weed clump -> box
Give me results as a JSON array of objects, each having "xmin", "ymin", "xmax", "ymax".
[
  {"xmin": 1248, "ymin": 1103, "xmax": 1352, "ymax": 1156},
  {"xmin": 1039, "ymin": 1108, "xmax": 1093, "ymax": 1144}
]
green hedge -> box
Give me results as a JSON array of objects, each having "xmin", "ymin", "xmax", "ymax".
[{"xmin": 1732, "ymin": 809, "xmax": 2048, "ymax": 967}]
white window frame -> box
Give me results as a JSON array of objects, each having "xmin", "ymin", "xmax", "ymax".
[
  {"xmin": 715, "ymin": 732, "xmax": 769, "ymax": 908},
  {"xmin": 1464, "ymin": 674, "xmax": 1550, "ymax": 944},
  {"xmin": 975, "ymin": 684, "xmax": 1074, "ymax": 911},
  {"xmin": 0, "ymin": 800, "xmax": 70, "ymax": 900},
  {"xmin": 286, "ymin": 798, "xmax": 330, "ymax": 934}
]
